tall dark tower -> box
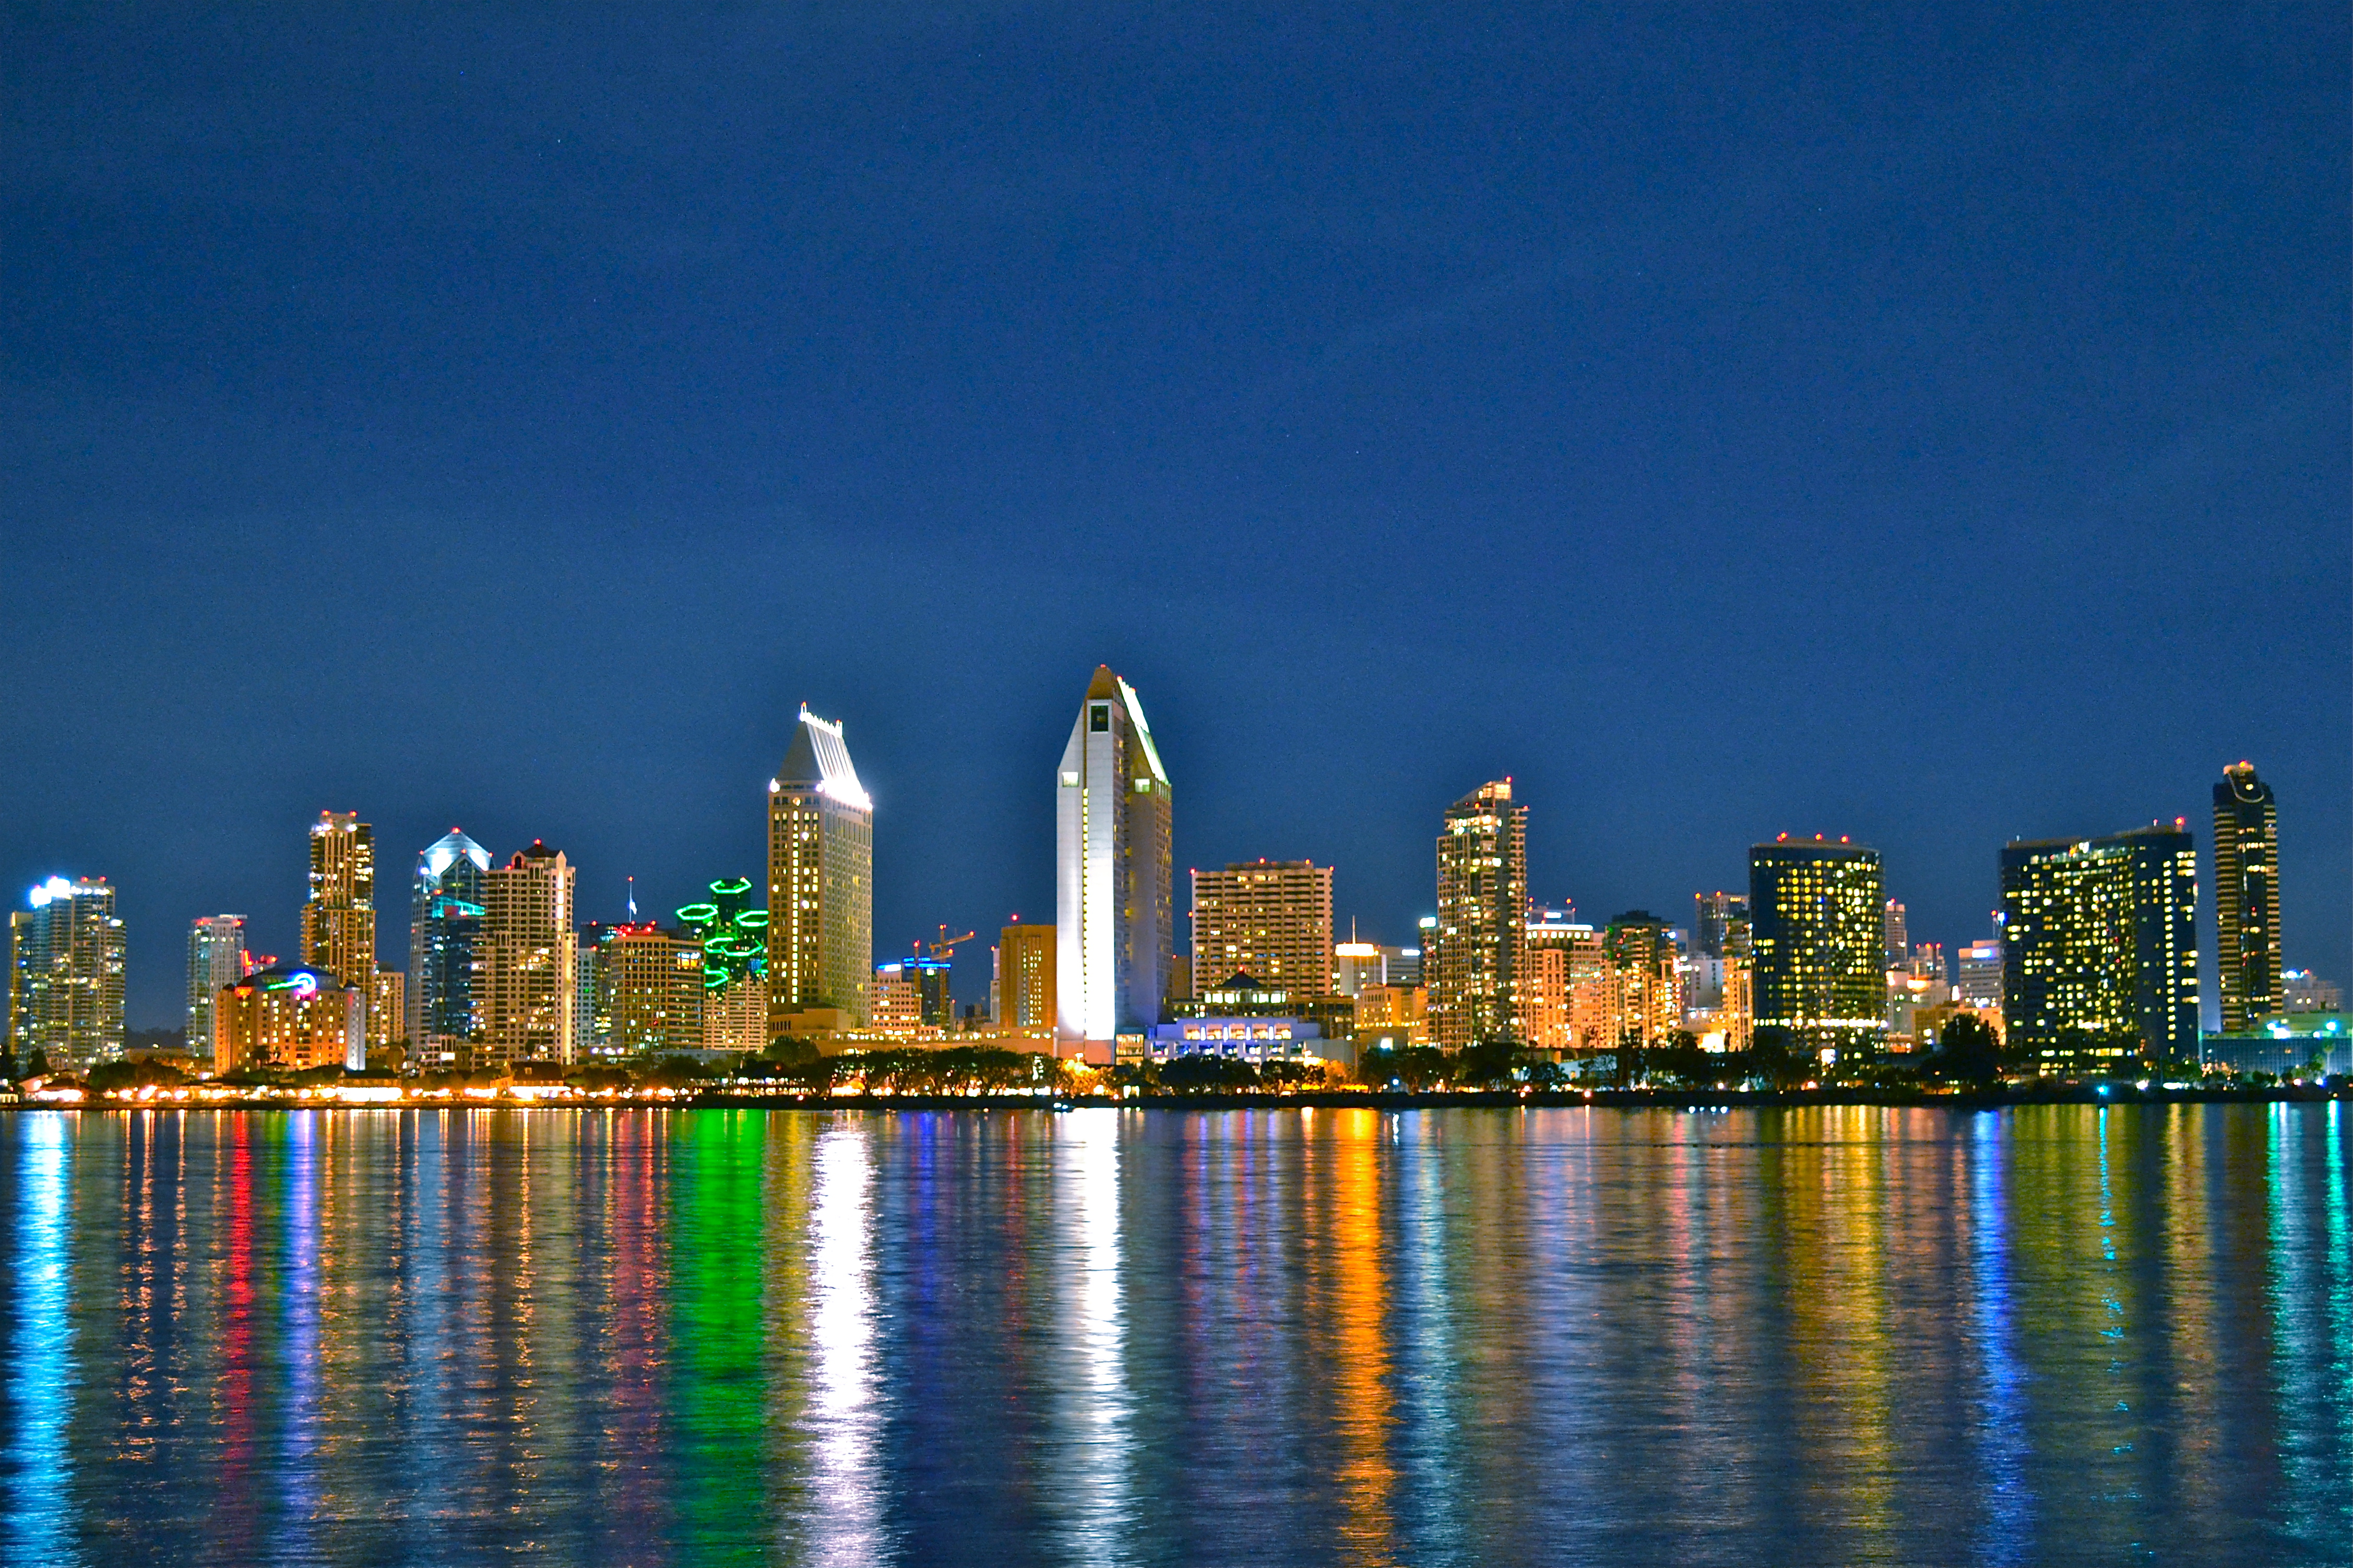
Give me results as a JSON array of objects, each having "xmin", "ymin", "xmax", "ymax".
[{"xmin": 2213, "ymin": 761, "xmax": 2281, "ymax": 1034}]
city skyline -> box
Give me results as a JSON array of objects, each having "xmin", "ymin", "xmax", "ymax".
[
  {"xmin": 3, "ymin": 697, "xmax": 2334, "ymax": 1038},
  {"xmin": 5, "ymin": 10, "xmax": 2342, "ymax": 1039}
]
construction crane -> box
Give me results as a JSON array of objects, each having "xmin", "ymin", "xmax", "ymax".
[{"xmin": 928, "ymin": 926, "xmax": 976, "ymax": 961}]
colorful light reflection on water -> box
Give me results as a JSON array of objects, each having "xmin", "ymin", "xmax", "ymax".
[{"xmin": 0, "ymin": 1104, "xmax": 2343, "ymax": 1566}]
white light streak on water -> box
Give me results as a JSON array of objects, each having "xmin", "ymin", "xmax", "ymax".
[
  {"xmin": 804, "ymin": 1124, "xmax": 882, "ymax": 1567},
  {"xmin": 1057, "ymin": 1109, "xmax": 1133, "ymax": 1566},
  {"xmin": 3, "ymin": 1115, "xmax": 79, "ymax": 1567}
]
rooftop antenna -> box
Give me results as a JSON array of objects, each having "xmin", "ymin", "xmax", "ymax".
[{"xmin": 626, "ymin": 876, "xmax": 637, "ymax": 921}]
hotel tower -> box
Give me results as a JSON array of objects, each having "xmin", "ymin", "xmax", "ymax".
[
  {"xmin": 1056, "ymin": 665, "xmax": 1173, "ymax": 1049},
  {"xmin": 767, "ymin": 705, "xmax": 874, "ymax": 1031}
]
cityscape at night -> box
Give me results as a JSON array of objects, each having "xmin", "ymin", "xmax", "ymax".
[{"xmin": 1, "ymin": 6, "xmax": 2345, "ymax": 1564}]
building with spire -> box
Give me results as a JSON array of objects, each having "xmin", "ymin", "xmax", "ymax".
[
  {"xmin": 2213, "ymin": 760, "xmax": 2281, "ymax": 1034},
  {"xmin": 767, "ymin": 705, "xmax": 874, "ymax": 1033},
  {"xmin": 301, "ymin": 811, "xmax": 376, "ymax": 992},
  {"xmin": 408, "ymin": 829, "xmax": 491, "ymax": 1067},
  {"xmin": 1428, "ymin": 780, "xmax": 1528, "ymax": 1049},
  {"xmin": 1056, "ymin": 665, "xmax": 1173, "ymax": 1051}
]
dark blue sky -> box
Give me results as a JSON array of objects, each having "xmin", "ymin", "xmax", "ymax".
[{"xmin": 5, "ymin": 5, "xmax": 2345, "ymax": 1028}]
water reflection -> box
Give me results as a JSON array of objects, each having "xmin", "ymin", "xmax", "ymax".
[
  {"xmin": 3, "ymin": 1115, "xmax": 78, "ymax": 1566},
  {"xmin": 1054, "ymin": 1109, "xmax": 1132, "ymax": 1565},
  {"xmin": 799, "ymin": 1120, "xmax": 882, "ymax": 1565},
  {"xmin": 0, "ymin": 1104, "xmax": 2345, "ymax": 1565}
]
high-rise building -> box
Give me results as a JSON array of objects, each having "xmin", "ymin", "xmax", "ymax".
[
  {"xmin": 767, "ymin": 706, "xmax": 874, "ymax": 1030},
  {"xmin": 2212, "ymin": 761, "xmax": 2282, "ymax": 1034},
  {"xmin": 1605, "ymin": 913, "xmax": 1682, "ymax": 1049},
  {"xmin": 408, "ymin": 829, "xmax": 491, "ymax": 1065},
  {"xmin": 1957, "ymin": 929, "xmax": 2003, "ymax": 1012},
  {"xmin": 1190, "ymin": 859, "xmax": 1334, "ymax": 998},
  {"xmin": 870, "ymin": 962, "xmax": 923, "ymax": 1037},
  {"xmin": 187, "ymin": 914, "xmax": 249, "ymax": 1052},
  {"xmin": 2000, "ymin": 823, "xmax": 2198, "ymax": 1076},
  {"xmin": 9, "ymin": 877, "xmax": 126, "ymax": 1067},
  {"xmin": 1750, "ymin": 837, "xmax": 1886, "ymax": 1060},
  {"xmin": 1428, "ymin": 781, "xmax": 1528, "ymax": 1048},
  {"xmin": 479, "ymin": 841, "xmax": 577, "ymax": 1068},
  {"xmin": 302, "ymin": 812, "xmax": 376, "ymax": 992},
  {"xmin": 1908, "ymin": 942, "xmax": 1947, "ymax": 984},
  {"xmin": 1524, "ymin": 907, "xmax": 1607, "ymax": 1053},
  {"xmin": 1386, "ymin": 942, "xmax": 1424, "ymax": 989},
  {"xmin": 1055, "ymin": 665, "xmax": 1173, "ymax": 1046},
  {"xmin": 366, "ymin": 971, "xmax": 405, "ymax": 1062},
  {"xmin": 997, "ymin": 920, "xmax": 1056, "ymax": 1033},
  {"xmin": 681, "ymin": 877, "xmax": 770, "ymax": 1052},
  {"xmin": 1882, "ymin": 899, "xmax": 1908, "ymax": 968},
  {"xmin": 1693, "ymin": 891, "xmax": 1748, "ymax": 958},
  {"xmin": 601, "ymin": 923, "xmax": 703, "ymax": 1057},
  {"xmin": 213, "ymin": 963, "xmax": 364, "ymax": 1074},
  {"xmin": 1720, "ymin": 913, "xmax": 1754, "ymax": 1052},
  {"xmin": 1333, "ymin": 940, "xmax": 1386, "ymax": 998}
]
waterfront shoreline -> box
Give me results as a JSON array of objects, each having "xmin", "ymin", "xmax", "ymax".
[{"xmin": 17, "ymin": 1084, "xmax": 2347, "ymax": 1113}]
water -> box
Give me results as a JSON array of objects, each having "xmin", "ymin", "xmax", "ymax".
[{"xmin": 0, "ymin": 1104, "xmax": 2345, "ymax": 1566}]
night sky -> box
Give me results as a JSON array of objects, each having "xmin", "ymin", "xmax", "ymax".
[{"xmin": 5, "ymin": 6, "xmax": 2345, "ymax": 1029}]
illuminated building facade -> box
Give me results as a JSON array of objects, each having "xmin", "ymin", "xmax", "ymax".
[
  {"xmin": 1190, "ymin": 859, "xmax": 1334, "ymax": 998},
  {"xmin": 1333, "ymin": 941, "xmax": 1385, "ymax": 998},
  {"xmin": 1523, "ymin": 907, "xmax": 1606, "ymax": 1053},
  {"xmin": 301, "ymin": 811, "xmax": 376, "ymax": 992},
  {"xmin": 601, "ymin": 923, "xmax": 703, "ymax": 1057},
  {"xmin": 1429, "ymin": 780, "xmax": 1527, "ymax": 1048},
  {"xmin": 187, "ymin": 914, "xmax": 249, "ymax": 1052},
  {"xmin": 996, "ymin": 920, "xmax": 1056, "ymax": 1031},
  {"xmin": 1882, "ymin": 899, "xmax": 1908, "ymax": 968},
  {"xmin": 9, "ymin": 876, "xmax": 126, "ymax": 1066},
  {"xmin": 479, "ymin": 840, "xmax": 577, "ymax": 1067},
  {"xmin": 1350, "ymin": 982, "xmax": 1428, "ymax": 1049},
  {"xmin": 680, "ymin": 877, "xmax": 770, "ymax": 1052},
  {"xmin": 1749, "ymin": 837, "xmax": 1886, "ymax": 1059},
  {"xmin": 870, "ymin": 962, "xmax": 924, "ymax": 1037},
  {"xmin": 1055, "ymin": 665, "xmax": 1173, "ymax": 1046},
  {"xmin": 2212, "ymin": 761, "xmax": 2281, "ymax": 1033},
  {"xmin": 367, "ymin": 970, "xmax": 404, "ymax": 1062},
  {"xmin": 2001, "ymin": 823, "xmax": 2197, "ymax": 1075},
  {"xmin": 408, "ymin": 828, "xmax": 490, "ymax": 1062},
  {"xmin": 767, "ymin": 706, "xmax": 874, "ymax": 1030},
  {"xmin": 1605, "ymin": 913, "xmax": 1683, "ymax": 1048},
  {"xmin": 213, "ymin": 962, "xmax": 363, "ymax": 1073},
  {"xmin": 1957, "ymin": 933, "xmax": 2003, "ymax": 1012}
]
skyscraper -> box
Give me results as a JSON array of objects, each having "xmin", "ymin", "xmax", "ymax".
[
  {"xmin": 767, "ymin": 705, "xmax": 874, "ymax": 1031},
  {"xmin": 479, "ymin": 841, "xmax": 577, "ymax": 1068},
  {"xmin": 1604, "ymin": 913, "xmax": 1682, "ymax": 1049},
  {"xmin": 997, "ymin": 920, "xmax": 1056, "ymax": 1033},
  {"xmin": 1055, "ymin": 665, "xmax": 1173, "ymax": 1047},
  {"xmin": 2212, "ymin": 761, "xmax": 2282, "ymax": 1034},
  {"xmin": 1749, "ymin": 837, "xmax": 1886, "ymax": 1060},
  {"xmin": 2000, "ymin": 823, "xmax": 2198, "ymax": 1076},
  {"xmin": 302, "ymin": 811, "xmax": 376, "ymax": 991},
  {"xmin": 1523, "ymin": 907, "xmax": 1605, "ymax": 1053},
  {"xmin": 408, "ymin": 829, "xmax": 491, "ymax": 1067},
  {"xmin": 1190, "ymin": 859, "xmax": 1334, "ymax": 996},
  {"xmin": 9, "ymin": 877, "xmax": 126, "ymax": 1066},
  {"xmin": 1429, "ymin": 780, "xmax": 1528, "ymax": 1048},
  {"xmin": 601, "ymin": 923, "xmax": 703, "ymax": 1057},
  {"xmin": 1882, "ymin": 900, "xmax": 1908, "ymax": 968},
  {"xmin": 1692, "ymin": 891, "xmax": 1748, "ymax": 958},
  {"xmin": 187, "ymin": 914, "xmax": 249, "ymax": 1051},
  {"xmin": 1956, "ymin": 935, "xmax": 2003, "ymax": 1012}
]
